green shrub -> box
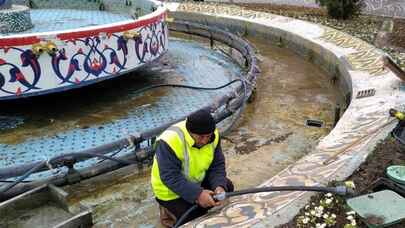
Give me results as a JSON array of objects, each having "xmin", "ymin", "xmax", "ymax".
[{"xmin": 316, "ymin": 0, "xmax": 364, "ymax": 20}]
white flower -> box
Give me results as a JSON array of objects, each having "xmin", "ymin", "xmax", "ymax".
[
  {"xmin": 305, "ymin": 212, "xmax": 310, "ymax": 216},
  {"xmin": 318, "ymin": 206, "xmax": 324, "ymax": 211},
  {"xmin": 345, "ymin": 181, "xmax": 356, "ymax": 189},
  {"xmin": 351, "ymin": 220, "xmax": 357, "ymax": 226},
  {"xmin": 326, "ymin": 193, "xmax": 333, "ymax": 198},
  {"xmin": 331, "ymin": 214, "xmax": 336, "ymax": 218},
  {"xmin": 346, "ymin": 211, "xmax": 356, "ymax": 215},
  {"xmin": 347, "ymin": 215, "xmax": 354, "ymax": 221},
  {"xmin": 325, "ymin": 198, "xmax": 333, "ymax": 205},
  {"xmin": 316, "ymin": 223, "xmax": 327, "ymax": 228},
  {"xmin": 305, "ymin": 205, "xmax": 310, "ymax": 210},
  {"xmin": 303, "ymin": 217, "xmax": 310, "ymax": 224},
  {"xmin": 310, "ymin": 210, "xmax": 316, "ymax": 215}
]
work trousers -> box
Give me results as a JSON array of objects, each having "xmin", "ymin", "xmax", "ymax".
[{"xmin": 157, "ymin": 177, "xmax": 234, "ymax": 227}]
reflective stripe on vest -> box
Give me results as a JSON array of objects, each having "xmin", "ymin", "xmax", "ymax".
[
  {"xmin": 167, "ymin": 126, "xmax": 191, "ymax": 181},
  {"xmin": 167, "ymin": 126, "xmax": 216, "ymax": 182}
]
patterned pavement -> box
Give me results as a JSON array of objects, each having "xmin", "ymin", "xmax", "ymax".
[{"xmin": 206, "ymin": 0, "xmax": 405, "ymax": 18}]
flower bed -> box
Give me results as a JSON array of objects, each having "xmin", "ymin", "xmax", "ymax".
[{"xmin": 278, "ymin": 136, "xmax": 405, "ymax": 228}]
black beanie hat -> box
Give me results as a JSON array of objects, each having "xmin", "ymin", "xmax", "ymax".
[{"xmin": 186, "ymin": 109, "xmax": 216, "ymax": 135}]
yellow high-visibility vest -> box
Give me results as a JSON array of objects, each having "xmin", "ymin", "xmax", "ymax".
[{"xmin": 151, "ymin": 120, "xmax": 219, "ymax": 201}]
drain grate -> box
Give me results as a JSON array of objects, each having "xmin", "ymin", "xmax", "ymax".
[
  {"xmin": 305, "ymin": 119, "xmax": 324, "ymax": 128},
  {"xmin": 356, "ymin": 88, "xmax": 376, "ymax": 99}
]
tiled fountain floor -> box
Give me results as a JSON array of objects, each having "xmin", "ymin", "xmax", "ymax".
[{"xmin": 6, "ymin": 9, "xmax": 132, "ymax": 35}]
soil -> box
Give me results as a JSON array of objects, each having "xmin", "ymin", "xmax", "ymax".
[
  {"xmin": 390, "ymin": 18, "xmax": 405, "ymax": 50},
  {"xmin": 277, "ymin": 133, "xmax": 405, "ymax": 228}
]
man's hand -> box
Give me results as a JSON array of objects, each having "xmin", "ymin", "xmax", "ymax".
[
  {"xmin": 196, "ymin": 190, "xmax": 217, "ymax": 208},
  {"xmin": 214, "ymin": 186, "xmax": 226, "ymax": 206}
]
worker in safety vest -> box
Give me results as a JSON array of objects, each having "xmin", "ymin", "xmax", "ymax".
[{"xmin": 151, "ymin": 109, "xmax": 234, "ymax": 227}]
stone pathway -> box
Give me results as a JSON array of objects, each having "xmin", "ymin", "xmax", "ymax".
[{"xmin": 205, "ymin": 0, "xmax": 405, "ymax": 18}]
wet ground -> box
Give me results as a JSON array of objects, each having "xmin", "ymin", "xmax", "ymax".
[
  {"xmin": 62, "ymin": 34, "xmax": 343, "ymax": 227},
  {"xmin": 1, "ymin": 201, "xmax": 73, "ymax": 228}
]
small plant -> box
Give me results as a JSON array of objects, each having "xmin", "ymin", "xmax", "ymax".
[
  {"xmin": 315, "ymin": 0, "xmax": 364, "ymax": 20},
  {"xmin": 295, "ymin": 191, "xmax": 359, "ymax": 228}
]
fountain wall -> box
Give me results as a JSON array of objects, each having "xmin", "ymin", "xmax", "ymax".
[{"xmin": 0, "ymin": 0, "xmax": 168, "ymax": 100}]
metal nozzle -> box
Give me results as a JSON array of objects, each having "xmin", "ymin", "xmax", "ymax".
[
  {"xmin": 334, "ymin": 185, "xmax": 355, "ymax": 196},
  {"xmin": 213, "ymin": 192, "xmax": 226, "ymax": 201}
]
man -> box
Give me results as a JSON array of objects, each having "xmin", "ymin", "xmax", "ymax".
[{"xmin": 151, "ymin": 109, "xmax": 234, "ymax": 227}]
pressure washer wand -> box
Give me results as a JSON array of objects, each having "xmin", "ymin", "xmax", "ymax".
[{"xmin": 173, "ymin": 185, "xmax": 354, "ymax": 228}]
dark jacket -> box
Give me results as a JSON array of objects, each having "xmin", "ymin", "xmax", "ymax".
[{"xmin": 154, "ymin": 137, "xmax": 227, "ymax": 203}]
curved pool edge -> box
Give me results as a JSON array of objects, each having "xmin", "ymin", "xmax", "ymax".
[
  {"xmin": 165, "ymin": 2, "xmax": 405, "ymax": 227},
  {"xmin": 0, "ymin": 0, "xmax": 168, "ymax": 100}
]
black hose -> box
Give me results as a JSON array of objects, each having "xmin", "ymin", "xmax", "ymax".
[
  {"xmin": 392, "ymin": 124, "xmax": 405, "ymax": 146},
  {"xmin": 173, "ymin": 204, "xmax": 198, "ymax": 228},
  {"xmin": 131, "ymin": 79, "xmax": 243, "ymax": 96},
  {"xmin": 222, "ymin": 79, "xmax": 249, "ymax": 136},
  {"xmin": 224, "ymin": 186, "xmax": 350, "ymax": 198},
  {"xmin": 69, "ymin": 152, "xmax": 132, "ymax": 166},
  {"xmin": 172, "ymin": 185, "xmax": 352, "ymax": 228},
  {"xmin": 131, "ymin": 79, "xmax": 250, "ymax": 136},
  {"xmin": 0, "ymin": 161, "xmax": 46, "ymax": 193},
  {"xmin": 0, "ymin": 152, "xmax": 133, "ymax": 195}
]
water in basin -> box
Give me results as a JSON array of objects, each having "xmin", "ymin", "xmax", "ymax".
[{"xmin": 63, "ymin": 34, "xmax": 344, "ymax": 227}]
